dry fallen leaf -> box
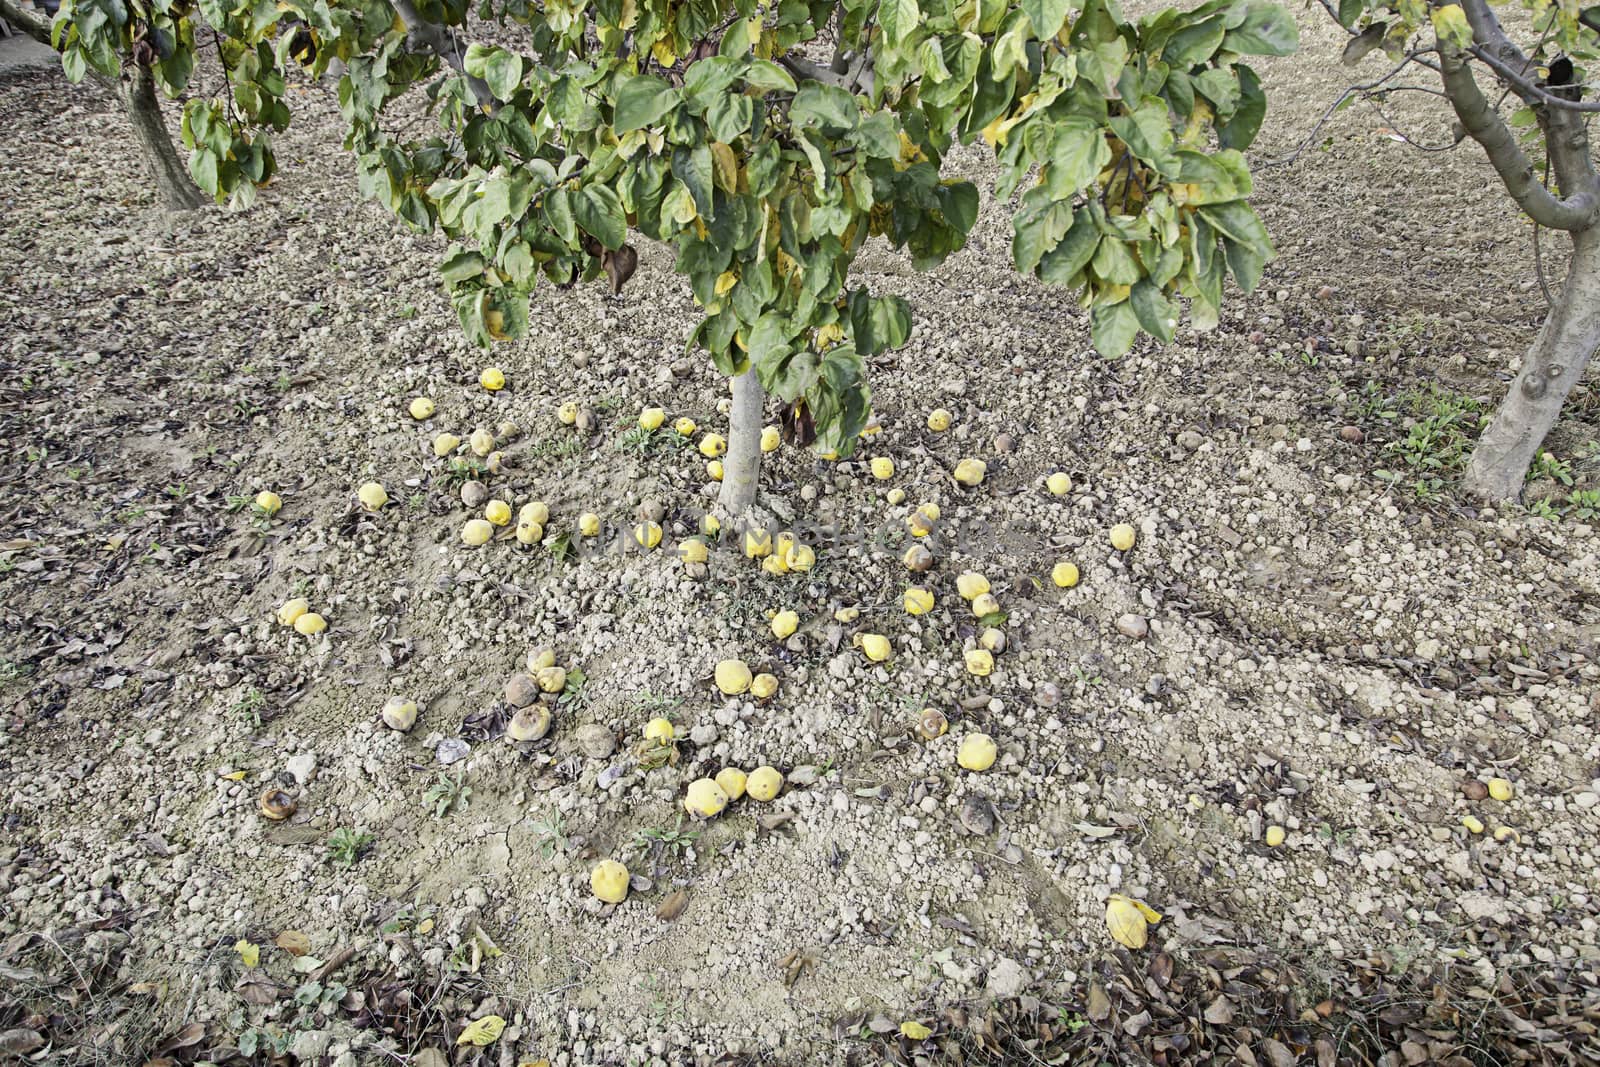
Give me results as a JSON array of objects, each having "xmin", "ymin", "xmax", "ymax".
[
  {"xmin": 274, "ymin": 930, "xmax": 310, "ymax": 957},
  {"xmin": 656, "ymin": 889, "xmax": 689, "ymax": 922},
  {"xmin": 456, "ymin": 1015, "xmax": 505, "ymax": 1046}
]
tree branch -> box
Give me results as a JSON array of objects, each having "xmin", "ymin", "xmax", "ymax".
[
  {"xmin": 390, "ymin": 0, "xmax": 497, "ymax": 112},
  {"xmin": 1437, "ymin": 44, "xmax": 1599, "ymax": 230},
  {"xmin": 779, "ymin": 52, "xmax": 873, "ymax": 96},
  {"xmin": 1464, "ymin": 41, "xmax": 1600, "ymax": 113},
  {"xmin": 0, "ymin": 0, "xmax": 53, "ymax": 45}
]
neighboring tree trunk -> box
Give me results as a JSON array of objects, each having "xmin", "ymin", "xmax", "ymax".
[
  {"xmin": 126, "ymin": 61, "xmax": 206, "ymax": 210},
  {"xmin": 718, "ymin": 369, "xmax": 765, "ymax": 515},
  {"xmin": 1463, "ymin": 227, "xmax": 1600, "ymax": 500}
]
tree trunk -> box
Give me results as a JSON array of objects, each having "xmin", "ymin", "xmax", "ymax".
[
  {"xmin": 1463, "ymin": 227, "xmax": 1600, "ymax": 500},
  {"xmin": 718, "ymin": 369, "xmax": 765, "ymax": 515},
  {"xmin": 126, "ymin": 61, "xmax": 205, "ymax": 211}
]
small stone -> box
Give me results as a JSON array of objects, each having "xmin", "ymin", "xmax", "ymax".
[
  {"xmin": 504, "ymin": 674, "xmax": 538, "ymax": 708},
  {"xmin": 1176, "ymin": 430, "xmax": 1204, "ymax": 451},
  {"xmin": 1574, "ymin": 792, "xmax": 1599, "ymax": 810},
  {"xmin": 690, "ymin": 724, "xmax": 718, "ymax": 746},
  {"xmin": 985, "ymin": 957, "xmax": 1029, "ymax": 1000},
  {"xmin": 1461, "ymin": 780, "xmax": 1489, "ymax": 801},
  {"xmin": 285, "ymin": 753, "xmax": 317, "ymax": 785},
  {"xmin": 1034, "ymin": 682, "xmax": 1060, "ymax": 708},
  {"xmin": 571, "ymin": 724, "xmax": 616, "ymax": 760},
  {"xmin": 1337, "ymin": 425, "xmax": 1364, "ymax": 444},
  {"xmin": 958, "ymin": 795, "xmax": 996, "ymax": 836},
  {"xmin": 993, "ymin": 433, "xmax": 1016, "ymax": 454},
  {"xmin": 1116, "ymin": 614, "xmax": 1149, "ymax": 640}
]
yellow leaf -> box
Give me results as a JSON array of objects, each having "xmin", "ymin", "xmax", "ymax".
[
  {"xmin": 415, "ymin": 917, "xmax": 435, "ymax": 935},
  {"xmin": 1105, "ymin": 895, "xmax": 1160, "ymax": 949},
  {"xmin": 618, "ymin": 0, "xmax": 637, "ymax": 29},
  {"xmin": 709, "ymin": 141, "xmax": 739, "ymax": 192},
  {"xmin": 715, "ymin": 271, "xmax": 738, "ymax": 295},
  {"xmin": 745, "ymin": 14, "xmax": 761, "ymax": 46},
  {"xmin": 221, "ymin": 770, "xmax": 247, "ymax": 781},
  {"xmin": 233, "ymin": 939, "xmax": 260, "ymax": 968},
  {"xmin": 900, "ymin": 1021, "xmax": 932, "ymax": 1040},
  {"xmin": 457, "ymin": 1015, "xmax": 506, "ymax": 1046},
  {"xmin": 815, "ymin": 322, "xmax": 844, "ymax": 349},
  {"xmin": 651, "ymin": 38, "xmax": 677, "ymax": 66},
  {"xmin": 1430, "ymin": 3, "xmax": 1472, "ymax": 47}
]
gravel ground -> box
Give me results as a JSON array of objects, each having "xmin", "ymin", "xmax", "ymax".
[{"xmin": 1, "ymin": 9, "xmax": 1598, "ymax": 1065}]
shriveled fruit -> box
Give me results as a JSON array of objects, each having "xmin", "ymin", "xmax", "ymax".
[
  {"xmin": 971, "ymin": 593, "xmax": 1000, "ymax": 618},
  {"xmin": 590, "ymin": 860, "xmax": 629, "ymax": 903},
  {"xmin": 716, "ymin": 767, "xmax": 747, "ymax": 800},
  {"xmin": 684, "ymin": 778, "xmax": 729, "ymax": 818},
  {"xmin": 639, "ymin": 407, "xmax": 666, "ymax": 431},
  {"xmin": 1461, "ymin": 815, "xmax": 1485, "ymax": 834},
  {"xmin": 1487, "ymin": 777, "xmax": 1514, "ymax": 802},
  {"xmin": 382, "ymin": 697, "xmax": 418, "ymax": 732},
  {"xmin": 507, "ymin": 705, "xmax": 551, "ymax": 742},
  {"xmin": 707, "ymin": 460, "xmax": 724, "ymax": 481},
  {"xmin": 746, "ymin": 766, "xmax": 783, "ymax": 801},
  {"xmin": 957, "ymin": 733, "xmax": 996, "ymax": 771},
  {"xmin": 1052, "ymin": 562, "xmax": 1080, "ymax": 588},
  {"xmin": 409, "ymin": 397, "xmax": 436, "ymax": 419},
  {"xmin": 927, "ymin": 408, "xmax": 952, "ymax": 432},
  {"xmin": 887, "ymin": 488, "xmax": 906, "ymax": 505},
  {"xmin": 258, "ymin": 787, "xmax": 297, "ymax": 821},
  {"xmin": 504, "ymin": 674, "xmax": 539, "ymax": 708},
  {"xmin": 461, "ymin": 481, "xmax": 490, "ymax": 509},
  {"xmin": 702, "ymin": 514, "xmax": 721, "ymax": 537},
  {"xmin": 903, "ymin": 587, "xmax": 934, "ymax": 615},
  {"xmin": 527, "ymin": 647, "xmax": 557, "ymax": 672},
  {"xmin": 956, "ymin": 573, "xmax": 990, "ymax": 600},
  {"xmin": 678, "ymin": 539, "xmax": 709, "ymax": 565},
  {"xmin": 760, "ymin": 426, "xmax": 781, "ymax": 452},
  {"xmin": 871, "ymin": 457, "xmax": 894, "ymax": 480},
  {"xmin": 254, "ymin": 490, "xmax": 282, "ymax": 516},
  {"xmin": 857, "ymin": 633, "xmax": 891, "ymax": 662},
  {"xmin": 917, "ymin": 708, "xmax": 948, "ymax": 740},
  {"xmin": 515, "ymin": 521, "xmax": 544, "ymax": 546},
  {"xmin": 536, "ymin": 666, "xmax": 567, "ymax": 693},
  {"xmin": 479, "ymin": 367, "xmax": 505, "ymax": 391},
  {"xmin": 699, "ymin": 433, "xmax": 727, "ymax": 458},
  {"xmin": 462, "ymin": 519, "xmax": 494, "ymax": 546},
  {"xmin": 578, "ymin": 513, "xmax": 601, "ymax": 537},
  {"xmin": 784, "ymin": 543, "xmax": 815, "ymax": 572},
  {"xmin": 1109, "ymin": 523, "xmax": 1137, "ymax": 551},
  {"xmin": 294, "ymin": 612, "xmax": 328, "ymax": 636},
  {"xmin": 770, "ymin": 610, "xmax": 799, "ymax": 639},
  {"xmin": 750, "ymin": 673, "xmax": 778, "ymax": 699},
  {"xmin": 906, "ymin": 511, "xmax": 936, "ymax": 538},
  {"xmin": 520, "ymin": 501, "xmax": 550, "ymax": 526},
  {"xmin": 744, "ymin": 528, "xmax": 772, "ymax": 558},
  {"xmin": 1264, "ymin": 825, "xmax": 1286, "ymax": 847},
  {"xmin": 469, "ymin": 428, "xmax": 495, "ymax": 456},
  {"xmin": 633, "ymin": 521, "xmax": 663, "ymax": 549},
  {"xmin": 484, "ymin": 500, "xmax": 512, "ymax": 526},
  {"xmin": 643, "ymin": 717, "xmax": 675, "ymax": 744},
  {"xmin": 674, "ymin": 417, "xmax": 696, "ymax": 436},
  {"xmin": 277, "ymin": 598, "xmax": 310, "ymax": 626},
  {"xmin": 433, "ymin": 433, "xmax": 461, "ymax": 458},
  {"xmin": 964, "ymin": 648, "xmax": 994, "ymax": 676},
  {"xmin": 953, "ymin": 458, "xmax": 986, "ymax": 486},
  {"xmin": 1046, "ymin": 472, "xmax": 1072, "ymax": 496},
  {"xmin": 904, "ymin": 544, "xmax": 933, "ymax": 572},
  {"xmin": 357, "ymin": 482, "xmax": 388, "ymax": 511},
  {"xmin": 714, "ymin": 659, "xmax": 753, "ymax": 695},
  {"xmin": 980, "ymin": 628, "xmax": 1006, "ymax": 654},
  {"xmin": 557, "ymin": 401, "xmax": 578, "ymax": 425}
]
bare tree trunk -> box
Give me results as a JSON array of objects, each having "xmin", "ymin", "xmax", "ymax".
[
  {"xmin": 718, "ymin": 369, "xmax": 764, "ymax": 515},
  {"xmin": 1463, "ymin": 228, "xmax": 1600, "ymax": 500},
  {"xmin": 126, "ymin": 61, "xmax": 205, "ymax": 211}
]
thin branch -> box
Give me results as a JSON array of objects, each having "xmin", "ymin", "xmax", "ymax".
[
  {"xmin": 779, "ymin": 51, "xmax": 874, "ymax": 96},
  {"xmin": 0, "ymin": 0, "xmax": 51, "ymax": 44},
  {"xmin": 1258, "ymin": 49, "xmax": 1438, "ymax": 167},
  {"xmin": 1466, "ymin": 43, "xmax": 1600, "ymax": 113},
  {"xmin": 1437, "ymin": 44, "xmax": 1599, "ymax": 230},
  {"xmin": 391, "ymin": 0, "xmax": 497, "ymax": 112}
]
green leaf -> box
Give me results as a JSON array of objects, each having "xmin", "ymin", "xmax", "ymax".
[
  {"xmin": 481, "ymin": 49, "xmax": 522, "ymax": 100},
  {"xmin": 705, "ymin": 93, "xmax": 755, "ymax": 142},
  {"xmin": 1022, "ymin": 0, "xmax": 1070, "ymax": 38},
  {"xmin": 672, "ymin": 144, "xmax": 716, "ymax": 220},
  {"xmin": 1223, "ymin": 3, "xmax": 1298, "ymax": 56},
  {"xmin": 847, "ymin": 290, "xmax": 912, "ymax": 354},
  {"xmin": 1038, "ymin": 209, "xmax": 1099, "ymax": 284},
  {"xmin": 1428, "ymin": 3, "xmax": 1471, "ymax": 48},
  {"xmin": 1090, "ymin": 299, "xmax": 1139, "ymax": 356},
  {"xmin": 790, "ymin": 84, "xmax": 859, "ymax": 133},
  {"xmin": 1091, "ymin": 235, "xmax": 1140, "ymax": 285},
  {"xmin": 745, "ymin": 59, "xmax": 797, "ymax": 92},
  {"xmin": 1217, "ymin": 64, "xmax": 1266, "ymax": 149},
  {"xmin": 62, "ymin": 45, "xmax": 87, "ymax": 82},
  {"xmin": 1161, "ymin": 14, "xmax": 1225, "ymax": 67},
  {"xmin": 575, "ymin": 185, "xmax": 627, "ymax": 249},
  {"xmin": 613, "ymin": 74, "xmax": 680, "ymax": 131},
  {"xmin": 878, "ymin": 0, "xmax": 920, "ymax": 46},
  {"xmin": 918, "ymin": 36, "xmax": 950, "ymax": 82},
  {"xmin": 959, "ymin": 49, "xmax": 1016, "ymax": 142},
  {"xmin": 1047, "ymin": 118, "xmax": 1111, "ymax": 195},
  {"xmin": 1196, "ymin": 200, "xmax": 1270, "ymax": 254},
  {"xmin": 1193, "ymin": 67, "xmax": 1239, "ymax": 113},
  {"xmin": 1129, "ymin": 280, "xmax": 1176, "ymax": 342}
]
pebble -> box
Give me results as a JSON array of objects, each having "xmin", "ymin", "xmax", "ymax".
[
  {"xmin": 285, "ymin": 753, "xmax": 318, "ymax": 784},
  {"xmin": 1115, "ymin": 614, "xmax": 1149, "ymax": 640}
]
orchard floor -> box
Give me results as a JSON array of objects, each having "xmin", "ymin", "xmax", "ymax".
[{"xmin": 3, "ymin": 8, "xmax": 1600, "ymax": 1067}]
